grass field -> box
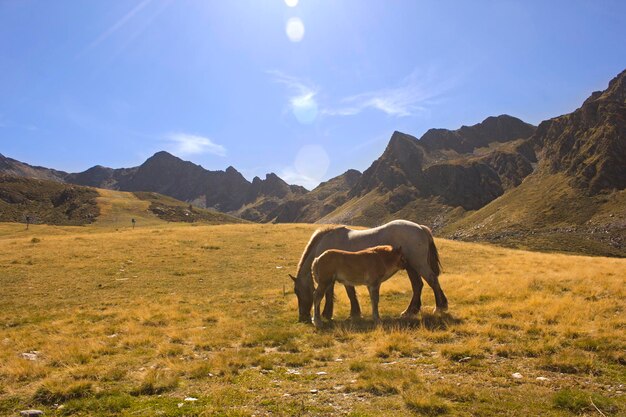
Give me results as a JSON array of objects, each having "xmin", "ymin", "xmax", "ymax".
[{"xmin": 0, "ymin": 220, "xmax": 624, "ymax": 416}]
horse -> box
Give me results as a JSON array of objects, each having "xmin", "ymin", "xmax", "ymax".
[
  {"xmin": 289, "ymin": 219, "xmax": 447, "ymax": 323},
  {"xmin": 311, "ymin": 245, "xmax": 407, "ymax": 327}
]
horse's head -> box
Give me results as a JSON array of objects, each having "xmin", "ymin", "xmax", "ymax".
[{"xmin": 289, "ymin": 273, "xmax": 314, "ymax": 323}]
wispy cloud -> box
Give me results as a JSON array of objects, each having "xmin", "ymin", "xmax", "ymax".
[
  {"xmin": 83, "ymin": 0, "xmax": 153, "ymax": 55},
  {"xmin": 165, "ymin": 133, "xmax": 226, "ymax": 157},
  {"xmin": 324, "ymin": 69, "xmax": 455, "ymax": 118},
  {"xmin": 268, "ymin": 70, "xmax": 319, "ymax": 123},
  {"xmin": 268, "ymin": 70, "xmax": 316, "ymax": 101},
  {"xmin": 269, "ymin": 68, "xmax": 457, "ymax": 120}
]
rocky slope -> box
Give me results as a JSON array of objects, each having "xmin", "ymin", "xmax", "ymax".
[
  {"xmin": 0, "ymin": 175, "xmax": 99, "ymax": 225},
  {"xmin": 247, "ymin": 169, "xmax": 362, "ymax": 223},
  {"xmin": 439, "ymin": 69, "xmax": 626, "ymax": 256},
  {"xmin": 0, "ymin": 153, "xmax": 67, "ymax": 182},
  {"xmin": 530, "ymin": 69, "xmax": 626, "ymax": 193},
  {"xmin": 317, "ymin": 114, "xmax": 537, "ymax": 226}
]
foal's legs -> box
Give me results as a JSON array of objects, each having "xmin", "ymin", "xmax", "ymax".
[
  {"xmin": 367, "ymin": 284, "xmax": 381, "ymax": 323},
  {"xmin": 322, "ymin": 284, "xmax": 361, "ymax": 320},
  {"xmin": 345, "ymin": 285, "xmax": 362, "ymax": 319},
  {"xmin": 322, "ymin": 282, "xmax": 335, "ymax": 320},
  {"xmin": 401, "ymin": 266, "xmax": 424, "ymax": 318},
  {"xmin": 313, "ymin": 280, "xmax": 331, "ymax": 327}
]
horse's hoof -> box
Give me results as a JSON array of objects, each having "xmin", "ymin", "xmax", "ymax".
[
  {"xmin": 432, "ymin": 306, "xmax": 448, "ymax": 315},
  {"xmin": 400, "ymin": 309, "xmax": 420, "ymax": 318}
]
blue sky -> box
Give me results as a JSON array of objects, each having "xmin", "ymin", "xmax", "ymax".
[{"xmin": 1, "ymin": 0, "xmax": 625, "ymax": 189}]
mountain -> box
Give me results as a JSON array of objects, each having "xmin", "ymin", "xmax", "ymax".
[
  {"xmin": 1, "ymin": 150, "xmax": 308, "ymax": 220},
  {"xmin": 2, "ymin": 70, "xmax": 624, "ymax": 256},
  {"xmin": 241, "ymin": 169, "xmax": 362, "ymax": 223},
  {"xmin": 63, "ymin": 151, "xmax": 306, "ymax": 216},
  {"xmin": 419, "ymin": 114, "xmax": 536, "ymax": 153},
  {"xmin": 313, "ymin": 70, "xmax": 625, "ymax": 256},
  {"xmin": 0, "ymin": 153, "xmax": 67, "ymax": 182},
  {"xmin": 314, "ymin": 114, "xmax": 537, "ymax": 227},
  {"xmin": 530, "ymin": 69, "xmax": 626, "ymax": 193},
  {"xmin": 440, "ymin": 69, "xmax": 626, "ymax": 256}
]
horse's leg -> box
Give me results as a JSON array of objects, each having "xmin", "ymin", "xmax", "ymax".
[
  {"xmin": 345, "ymin": 285, "xmax": 362, "ymax": 319},
  {"xmin": 313, "ymin": 281, "xmax": 329, "ymax": 327},
  {"xmin": 367, "ymin": 284, "xmax": 381, "ymax": 323},
  {"xmin": 401, "ymin": 266, "xmax": 424, "ymax": 318},
  {"xmin": 421, "ymin": 271, "xmax": 448, "ymax": 313},
  {"xmin": 322, "ymin": 281, "xmax": 335, "ymax": 321}
]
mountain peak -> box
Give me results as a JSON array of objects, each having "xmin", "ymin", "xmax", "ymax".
[
  {"xmin": 533, "ymin": 68, "xmax": 626, "ymax": 193},
  {"xmin": 150, "ymin": 150, "xmax": 177, "ymax": 160},
  {"xmin": 384, "ymin": 131, "xmax": 421, "ymax": 158},
  {"xmin": 599, "ymin": 68, "xmax": 626, "ymax": 102},
  {"xmin": 419, "ymin": 115, "xmax": 535, "ymax": 153}
]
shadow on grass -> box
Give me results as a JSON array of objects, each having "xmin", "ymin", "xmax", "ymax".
[{"xmin": 316, "ymin": 312, "xmax": 462, "ymax": 333}]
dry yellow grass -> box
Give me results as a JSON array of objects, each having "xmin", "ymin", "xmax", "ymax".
[{"xmin": 0, "ymin": 221, "xmax": 624, "ymax": 416}]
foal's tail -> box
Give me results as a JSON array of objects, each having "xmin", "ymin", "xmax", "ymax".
[
  {"xmin": 311, "ymin": 256, "xmax": 320, "ymax": 285},
  {"xmin": 425, "ymin": 227, "xmax": 442, "ymax": 276}
]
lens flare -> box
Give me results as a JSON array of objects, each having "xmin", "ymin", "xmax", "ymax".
[
  {"xmin": 294, "ymin": 145, "xmax": 330, "ymax": 185},
  {"xmin": 285, "ymin": 17, "xmax": 305, "ymax": 42},
  {"xmin": 284, "ymin": 0, "xmax": 298, "ymax": 7},
  {"xmin": 291, "ymin": 93, "xmax": 318, "ymax": 124}
]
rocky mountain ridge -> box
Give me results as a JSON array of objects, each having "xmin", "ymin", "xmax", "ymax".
[
  {"xmin": 0, "ymin": 150, "xmax": 306, "ymax": 220},
  {"xmin": 2, "ymin": 69, "xmax": 625, "ymax": 255}
]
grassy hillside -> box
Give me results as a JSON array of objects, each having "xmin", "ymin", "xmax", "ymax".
[
  {"xmin": 95, "ymin": 189, "xmax": 247, "ymax": 228},
  {"xmin": 0, "ymin": 175, "xmax": 99, "ymax": 226},
  {"xmin": 319, "ymin": 188, "xmax": 466, "ymax": 231},
  {"xmin": 133, "ymin": 192, "xmax": 247, "ymax": 225},
  {"xmin": 0, "ymin": 223, "xmax": 623, "ymax": 416},
  {"xmin": 442, "ymin": 173, "xmax": 626, "ymax": 257},
  {"xmin": 0, "ymin": 176, "xmax": 245, "ymax": 229}
]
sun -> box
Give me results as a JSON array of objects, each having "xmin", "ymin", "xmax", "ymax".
[{"xmin": 284, "ymin": 0, "xmax": 298, "ymax": 7}]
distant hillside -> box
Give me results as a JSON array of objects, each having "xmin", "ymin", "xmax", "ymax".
[
  {"xmin": 0, "ymin": 175, "xmax": 98, "ymax": 225},
  {"xmin": 238, "ymin": 169, "xmax": 362, "ymax": 223},
  {"xmin": 64, "ymin": 151, "xmax": 306, "ymax": 219},
  {"xmin": 0, "ymin": 175, "xmax": 245, "ymax": 227},
  {"xmin": 133, "ymin": 191, "xmax": 248, "ymax": 224}
]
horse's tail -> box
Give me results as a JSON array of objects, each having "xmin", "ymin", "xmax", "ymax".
[{"xmin": 424, "ymin": 227, "xmax": 442, "ymax": 276}]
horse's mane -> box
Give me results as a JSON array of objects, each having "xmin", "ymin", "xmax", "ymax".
[{"xmin": 296, "ymin": 225, "xmax": 344, "ymax": 277}]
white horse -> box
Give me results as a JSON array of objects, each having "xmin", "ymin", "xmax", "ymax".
[{"xmin": 290, "ymin": 220, "xmax": 447, "ymax": 323}]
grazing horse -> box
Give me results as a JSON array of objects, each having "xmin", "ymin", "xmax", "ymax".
[
  {"xmin": 311, "ymin": 245, "xmax": 407, "ymax": 327},
  {"xmin": 289, "ymin": 220, "xmax": 447, "ymax": 323}
]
